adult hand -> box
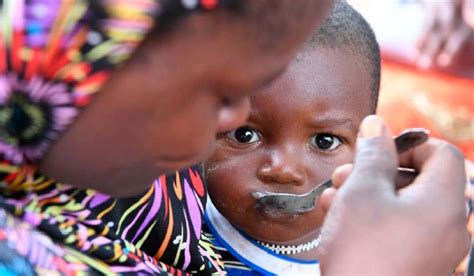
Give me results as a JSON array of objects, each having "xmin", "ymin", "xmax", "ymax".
[
  {"xmin": 319, "ymin": 115, "xmax": 470, "ymax": 275},
  {"xmin": 463, "ymin": 0, "xmax": 474, "ymax": 28},
  {"xmin": 416, "ymin": 0, "xmax": 474, "ymax": 70}
]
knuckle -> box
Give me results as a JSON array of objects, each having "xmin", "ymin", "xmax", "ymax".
[
  {"xmin": 440, "ymin": 203, "xmax": 468, "ymax": 228},
  {"xmin": 436, "ymin": 210, "xmax": 471, "ymax": 260},
  {"xmin": 355, "ymin": 150, "xmax": 396, "ymax": 174},
  {"xmin": 338, "ymin": 184, "xmax": 391, "ymax": 223},
  {"xmin": 448, "ymin": 227, "xmax": 471, "ymax": 261},
  {"xmin": 438, "ymin": 142, "xmax": 465, "ymax": 162}
]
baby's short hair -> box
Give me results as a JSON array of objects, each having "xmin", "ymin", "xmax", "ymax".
[{"xmin": 300, "ymin": 0, "xmax": 381, "ymax": 113}]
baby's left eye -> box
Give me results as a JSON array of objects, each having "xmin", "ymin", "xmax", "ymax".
[
  {"xmin": 227, "ymin": 127, "xmax": 261, "ymax": 144},
  {"xmin": 311, "ymin": 134, "xmax": 342, "ymax": 151}
]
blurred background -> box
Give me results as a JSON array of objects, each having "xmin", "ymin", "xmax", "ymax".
[{"xmin": 349, "ymin": 0, "xmax": 474, "ymax": 160}]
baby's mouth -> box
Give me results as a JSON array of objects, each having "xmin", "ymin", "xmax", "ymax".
[
  {"xmin": 252, "ymin": 190, "xmax": 315, "ymax": 220},
  {"xmin": 252, "ymin": 179, "xmax": 331, "ymax": 216}
]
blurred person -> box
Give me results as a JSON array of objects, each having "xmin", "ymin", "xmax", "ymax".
[
  {"xmin": 0, "ymin": 0, "xmax": 333, "ymax": 273},
  {"xmin": 0, "ymin": 0, "xmax": 469, "ymax": 275}
]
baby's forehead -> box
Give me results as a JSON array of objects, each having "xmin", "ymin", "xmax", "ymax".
[
  {"xmin": 248, "ymin": 47, "xmax": 375, "ymax": 121},
  {"xmin": 289, "ymin": 46, "xmax": 371, "ymax": 86},
  {"xmin": 292, "ymin": 0, "xmax": 380, "ymax": 113}
]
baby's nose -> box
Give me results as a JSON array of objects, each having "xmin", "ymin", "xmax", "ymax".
[{"xmin": 257, "ymin": 150, "xmax": 306, "ymax": 186}]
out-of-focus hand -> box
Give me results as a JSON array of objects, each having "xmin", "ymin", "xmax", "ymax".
[
  {"xmin": 416, "ymin": 0, "xmax": 474, "ymax": 70},
  {"xmin": 319, "ymin": 115, "xmax": 470, "ymax": 275},
  {"xmin": 463, "ymin": 0, "xmax": 474, "ymax": 28}
]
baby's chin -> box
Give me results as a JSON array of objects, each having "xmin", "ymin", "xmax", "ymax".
[
  {"xmin": 212, "ymin": 202, "xmax": 323, "ymax": 244},
  {"xmin": 256, "ymin": 204, "xmax": 306, "ymax": 222},
  {"xmin": 239, "ymin": 215, "xmax": 322, "ymax": 245},
  {"xmin": 238, "ymin": 208, "xmax": 322, "ymax": 241}
]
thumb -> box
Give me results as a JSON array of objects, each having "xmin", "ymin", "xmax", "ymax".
[{"xmin": 347, "ymin": 115, "xmax": 398, "ymax": 195}]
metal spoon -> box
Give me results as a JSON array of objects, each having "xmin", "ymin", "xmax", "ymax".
[{"xmin": 252, "ymin": 128, "xmax": 429, "ymax": 215}]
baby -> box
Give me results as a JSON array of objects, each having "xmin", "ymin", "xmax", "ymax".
[{"xmin": 203, "ymin": 1, "xmax": 381, "ymax": 274}]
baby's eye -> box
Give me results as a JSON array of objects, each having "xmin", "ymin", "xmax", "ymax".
[
  {"xmin": 227, "ymin": 127, "xmax": 261, "ymax": 144},
  {"xmin": 311, "ymin": 134, "xmax": 342, "ymax": 151}
]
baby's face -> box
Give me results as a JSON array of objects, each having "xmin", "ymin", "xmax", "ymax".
[{"xmin": 206, "ymin": 47, "xmax": 374, "ymax": 243}]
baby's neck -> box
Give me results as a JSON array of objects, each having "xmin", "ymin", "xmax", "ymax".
[{"xmin": 254, "ymin": 229, "xmax": 322, "ymax": 261}]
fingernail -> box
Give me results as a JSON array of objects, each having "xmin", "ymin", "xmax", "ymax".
[
  {"xmin": 359, "ymin": 115, "xmax": 386, "ymax": 138},
  {"xmin": 333, "ymin": 163, "xmax": 353, "ymax": 176},
  {"xmin": 464, "ymin": 3, "xmax": 474, "ymax": 28},
  {"xmin": 410, "ymin": 49, "xmax": 420, "ymax": 61},
  {"xmin": 417, "ymin": 55, "xmax": 432, "ymax": 69},
  {"xmin": 437, "ymin": 53, "xmax": 451, "ymax": 67}
]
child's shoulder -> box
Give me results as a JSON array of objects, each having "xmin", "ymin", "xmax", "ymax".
[{"xmin": 201, "ymin": 224, "xmax": 255, "ymax": 275}]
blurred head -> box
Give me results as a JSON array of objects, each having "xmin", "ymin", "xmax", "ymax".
[
  {"xmin": 205, "ymin": 0, "xmax": 380, "ymax": 244},
  {"xmin": 31, "ymin": 0, "xmax": 335, "ymax": 196}
]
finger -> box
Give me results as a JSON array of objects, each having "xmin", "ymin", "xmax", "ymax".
[
  {"xmin": 344, "ymin": 115, "xmax": 398, "ymax": 194},
  {"xmin": 437, "ymin": 26, "xmax": 470, "ymax": 67},
  {"xmin": 399, "ymin": 138, "xmax": 454, "ymax": 171},
  {"xmin": 417, "ymin": 31, "xmax": 444, "ymax": 69},
  {"xmin": 399, "ymin": 138, "xmax": 466, "ymax": 196},
  {"xmin": 416, "ymin": 3, "xmax": 442, "ymax": 66},
  {"xmin": 436, "ymin": 1, "xmax": 459, "ymax": 36},
  {"xmin": 331, "ymin": 164, "xmax": 353, "ymax": 189},
  {"xmin": 434, "ymin": 2, "xmax": 462, "ymax": 66},
  {"xmin": 394, "ymin": 168, "xmax": 417, "ymax": 190},
  {"xmin": 332, "ymin": 164, "xmax": 417, "ymax": 191},
  {"xmin": 463, "ymin": 0, "xmax": 474, "ymax": 28},
  {"xmin": 319, "ymin": 187, "xmax": 337, "ymax": 214},
  {"xmin": 417, "ymin": 3, "xmax": 438, "ymax": 52}
]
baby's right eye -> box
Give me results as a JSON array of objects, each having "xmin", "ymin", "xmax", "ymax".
[{"xmin": 227, "ymin": 127, "xmax": 261, "ymax": 144}]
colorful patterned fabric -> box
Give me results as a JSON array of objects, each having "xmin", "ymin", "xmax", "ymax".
[
  {"xmin": 0, "ymin": 164, "xmax": 225, "ymax": 274},
  {"xmin": 0, "ymin": 0, "xmax": 225, "ymax": 274}
]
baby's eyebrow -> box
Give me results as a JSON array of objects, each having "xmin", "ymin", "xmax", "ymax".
[{"xmin": 310, "ymin": 118, "xmax": 357, "ymax": 132}]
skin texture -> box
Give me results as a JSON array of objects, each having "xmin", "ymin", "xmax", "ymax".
[
  {"xmin": 205, "ymin": 46, "xmax": 373, "ymax": 260},
  {"xmin": 320, "ymin": 116, "xmax": 470, "ymax": 275},
  {"xmin": 38, "ymin": 3, "xmax": 335, "ymax": 197},
  {"xmin": 416, "ymin": 0, "xmax": 474, "ymax": 72},
  {"xmin": 31, "ymin": 2, "xmax": 470, "ymax": 273},
  {"xmin": 464, "ymin": 0, "xmax": 474, "ymax": 28}
]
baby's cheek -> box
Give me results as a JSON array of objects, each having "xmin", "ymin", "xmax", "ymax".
[
  {"xmin": 308, "ymin": 202, "xmax": 327, "ymax": 228},
  {"xmin": 337, "ymin": 145, "xmax": 356, "ymax": 162},
  {"xmin": 206, "ymin": 165, "xmax": 251, "ymax": 209}
]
